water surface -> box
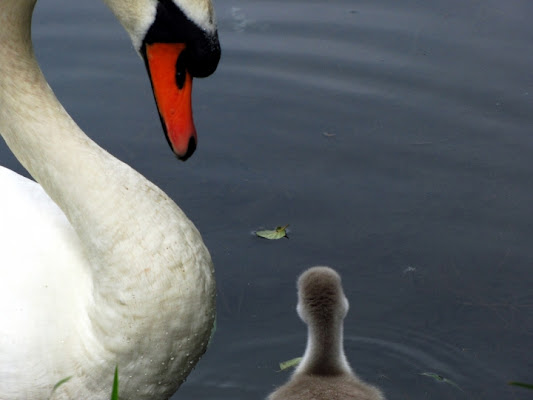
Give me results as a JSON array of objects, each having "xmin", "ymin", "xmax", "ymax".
[{"xmin": 2, "ymin": 0, "xmax": 532, "ymax": 399}]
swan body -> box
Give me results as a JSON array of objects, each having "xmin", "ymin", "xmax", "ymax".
[
  {"xmin": 267, "ymin": 267, "xmax": 385, "ymax": 400},
  {"xmin": 0, "ymin": 0, "xmax": 220, "ymax": 398}
]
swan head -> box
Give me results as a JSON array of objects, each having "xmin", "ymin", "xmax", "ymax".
[
  {"xmin": 103, "ymin": 0, "xmax": 221, "ymax": 160},
  {"xmin": 296, "ymin": 266, "xmax": 350, "ymax": 326}
]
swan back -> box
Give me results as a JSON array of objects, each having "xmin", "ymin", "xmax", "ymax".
[{"xmin": 0, "ymin": 167, "xmax": 93, "ymax": 398}]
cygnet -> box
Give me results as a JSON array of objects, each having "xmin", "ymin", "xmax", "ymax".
[{"xmin": 267, "ymin": 266, "xmax": 385, "ymax": 400}]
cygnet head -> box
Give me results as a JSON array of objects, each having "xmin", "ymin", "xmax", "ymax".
[{"xmin": 296, "ymin": 266, "xmax": 350, "ymax": 327}]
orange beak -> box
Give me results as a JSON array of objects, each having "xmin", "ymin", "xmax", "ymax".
[{"xmin": 145, "ymin": 43, "xmax": 196, "ymax": 160}]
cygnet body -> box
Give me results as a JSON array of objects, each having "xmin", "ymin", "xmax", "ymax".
[{"xmin": 268, "ymin": 266, "xmax": 385, "ymax": 400}]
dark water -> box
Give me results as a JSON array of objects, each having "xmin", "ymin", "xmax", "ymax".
[{"xmin": 2, "ymin": 0, "xmax": 532, "ymax": 399}]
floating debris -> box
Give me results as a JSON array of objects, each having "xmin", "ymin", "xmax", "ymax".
[
  {"xmin": 230, "ymin": 7, "xmax": 251, "ymax": 32},
  {"xmin": 420, "ymin": 372, "xmax": 463, "ymax": 392},
  {"xmin": 256, "ymin": 224, "xmax": 289, "ymax": 240},
  {"xmin": 508, "ymin": 381, "xmax": 533, "ymax": 390},
  {"xmin": 279, "ymin": 357, "xmax": 302, "ymax": 371}
]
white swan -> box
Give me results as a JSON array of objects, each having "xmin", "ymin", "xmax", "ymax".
[
  {"xmin": 0, "ymin": 0, "xmax": 220, "ymax": 398},
  {"xmin": 267, "ymin": 267, "xmax": 386, "ymax": 400}
]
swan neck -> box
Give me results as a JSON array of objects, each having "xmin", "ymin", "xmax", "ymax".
[
  {"xmin": 0, "ymin": 0, "xmax": 200, "ymax": 311},
  {"xmin": 101, "ymin": 0, "xmax": 156, "ymax": 51},
  {"xmin": 0, "ymin": 0, "xmax": 35, "ymax": 44},
  {"xmin": 297, "ymin": 319, "xmax": 351, "ymax": 376},
  {"xmin": 0, "ymin": 0, "xmax": 85, "ymax": 180}
]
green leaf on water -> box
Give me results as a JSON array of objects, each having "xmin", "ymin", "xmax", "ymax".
[
  {"xmin": 509, "ymin": 382, "xmax": 533, "ymax": 390},
  {"xmin": 420, "ymin": 372, "xmax": 463, "ymax": 392},
  {"xmin": 50, "ymin": 376, "xmax": 72, "ymax": 397},
  {"xmin": 110, "ymin": 366, "xmax": 119, "ymax": 400},
  {"xmin": 256, "ymin": 224, "xmax": 289, "ymax": 240},
  {"xmin": 279, "ymin": 357, "xmax": 302, "ymax": 371}
]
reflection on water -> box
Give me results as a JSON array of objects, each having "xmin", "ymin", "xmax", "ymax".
[{"xmin": 1, "ymin": 0, "xmax": 532, "ymax": 399}]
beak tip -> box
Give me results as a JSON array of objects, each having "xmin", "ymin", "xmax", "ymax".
[{"xmin": 174, "ymin": 136, "xmax": 197, "ymax": 161}]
